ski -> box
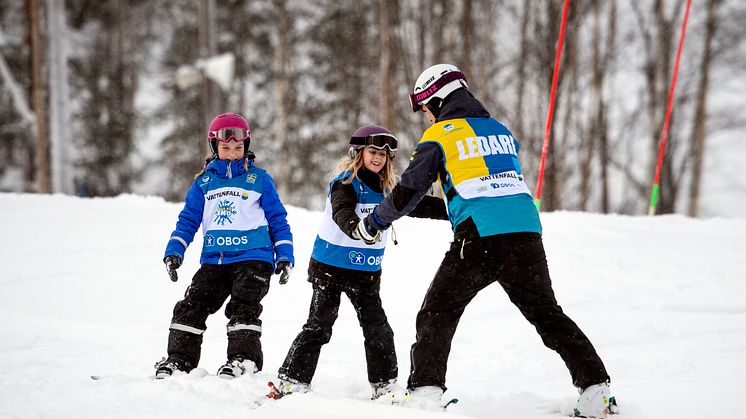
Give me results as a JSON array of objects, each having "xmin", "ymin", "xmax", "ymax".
[
  {"xmin": 90, "ymin": 374, "xmax": 156, "ymax": 381},
  {"xmin": 443, "ymin": 398, "xmax": 459, "ymax": 409},
  {"xmin": 250, "ymin": 381, "xmax": 290, "ymax": 408},
  {"xmin": 266, "ymin": 381, "xmax": 285, "ymax": 400},
  {"xmin": 90, "ymin": 374, "xmax": 129, "ymax": 381},
  {"xmin": 387, "ymin": 392, "xmax": 459, "ymax": 412}
]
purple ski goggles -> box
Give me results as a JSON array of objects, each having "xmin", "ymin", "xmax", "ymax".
[
  {"xmin": 408, "ymin": 71, "xmax": 467, "ymax": 112},
  {"xmin": 350, "ymin": 133, "xmax": 398, "ymax": 157}
]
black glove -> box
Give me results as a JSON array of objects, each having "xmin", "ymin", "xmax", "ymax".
[
  {"xmin": 164, "ymin": 256, "xmax": 182, "ymax": 282},
  {"xmin": 353, "ymin": 216, "xmax": 382, "ymax": 245},
  {"xmin": 275, "ymin": 260, "xmax": 293, "ymax": 285}
]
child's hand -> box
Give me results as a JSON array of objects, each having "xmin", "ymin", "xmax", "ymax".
[
  {"xmin": 354, "ymin": 217, "xmax": 382, "ymax": 245},
  {"xmin": 275, "ymin": 261, "xmax": 293, "ymax": 285},
  {"xmin": 164, "ymin": 256, "xmax": 182, "ymax": 282}
]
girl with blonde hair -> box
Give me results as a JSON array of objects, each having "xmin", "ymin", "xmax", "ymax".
[{"xmin": 273, "ymin": 124, "xmax": 448, "ymax": 399}]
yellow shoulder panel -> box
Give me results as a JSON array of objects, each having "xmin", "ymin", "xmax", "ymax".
[{"xmin": 417, "ymin": 119, "xmax": 488, "ymax": 185}]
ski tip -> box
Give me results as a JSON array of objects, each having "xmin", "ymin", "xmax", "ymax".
[
  {"xmin": 266, "ymin": 381, "xmax": 283, "ymax": 399},
  {"xmin": 444, "ymin": 398, "xmax": 459, "ymax": 407}
]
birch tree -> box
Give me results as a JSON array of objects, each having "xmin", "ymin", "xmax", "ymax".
[{"xmin": 46, "ymin": 0, "xmax": 73, "ymax": 194}]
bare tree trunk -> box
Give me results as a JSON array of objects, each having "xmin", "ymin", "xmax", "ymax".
[
  {"xmin": 599, "ymin": 111, "xmax": 610, "ymax": 213},
  {"xmin": 554, "ymin": 1, "xmax": 580, "ymax": 211},
  {"xmin": 273, "ymin": 0, "xmax": 290, "ymax": 197},
  {"xmin": 116, "ymin": 0, "xmax": 135, "ymax": 192},
  {"xmin": 538, "ymin": 0, "xmax": 558, "ymax": 210},
  {"xmin": 687, "ymin": 0, "xmax": 720, "ymax": 217},
  {"xmin": 579, "ymin": 0, "xmax": 602, "ymax": 211},
  {"xmin": 418, "ymin": 0, "xmax": 428, "ymax": 69},
  {"xmin": 649, "ymin": 0, "xmax": 685, "ymax": 214},
  {"xmin": 541, "ymin": 0, "xmax": 573, "ymax": 211},
  {"xmin": 441, "ymin": 0, "xmax": 457, "ymax": 63},
  {"xmin": 652, "ymin": 0, "xmax": 673, "ymax": 214},
  {"xmin": 198, "ymin": 0, "xmax": 217, "ymax": 153},
  {"xmin": 433, "ymin": 0, "xmax": 448, "ymax": 62},
  {"xmin": 379, "ymin": 0, "xmax": 396, "ymax": 130},
  {"xmin": 460, "ymin": 0, "xmax": 473, "ymax": 78},
  {"xmin": 117, "ymin": 0, "xmax": 133, "ymax": 105},
  {"xmin": 599, "ymin": 0, "xmax": 617, "ymax": 214},
  {"xmin": 46, "ymin": 0, "xmax": 73, "ymax": 194},
  {"xmin": 581, "ymin": 0, "xmax": 616, "ymax": 212},
  {"xmin": 649, "ymin": 0, "xmax": 670, "ymax": 176},
  {"xmin": 514, "ymin": 0, "xmax": 531, "ymax": 140},
  {"xmin": 630, "ymin": 0, "xmax": 686, "ymax": 214},
  {"xmin": 28, "ymin": 0, "xmax": 50, "ymax": 193}
]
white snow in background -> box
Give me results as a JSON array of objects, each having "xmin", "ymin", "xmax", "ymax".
[{"xmin": 1, "ymin": 193, "xmax": 744, "ymax": 418}]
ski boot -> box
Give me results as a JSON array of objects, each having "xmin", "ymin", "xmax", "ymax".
[
  {"xmin": 217, "ymin": 356, "xmax": 257, "ymax": 379},
  {"xmin": 574, "ymin": 381, "xmax": 618, "ymax": 418},
  {"xmin": 371, "ymin": 379, "xmax": 402, "ymax": 400},
  {"xmin": 385, "ymin": 385, "xmax": 457, "ymax": 411},
  {"xmin": 153, "ymin": 357, "xmax": 192, "ymax": 379}
]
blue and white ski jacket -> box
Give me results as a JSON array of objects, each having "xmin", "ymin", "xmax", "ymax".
[
  {"xmin": 311, "ymin": 172, "xmax": 390, "ymax": 272},
  {"xmin": 164, "ymin": 158, "xmax": 294, "ymax": 267}
]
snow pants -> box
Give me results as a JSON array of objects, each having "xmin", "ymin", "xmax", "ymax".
[
  {"xmin": 407, "ymin": 233, "xmax": 609, "ymax": 391},
  {"xmin": 166, "ymin": 260, "xmax": 273, "ymax": 370},
  {"xmin": 278, "ymin": 272, "xmax": 397, "ymax": 385}
]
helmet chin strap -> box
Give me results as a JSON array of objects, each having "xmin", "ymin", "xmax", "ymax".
[{"xmin": 425, "ymin": 97, "xmax": 443, "ymax": 119}]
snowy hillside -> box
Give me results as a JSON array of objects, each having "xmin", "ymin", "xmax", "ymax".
[{"xmin": 1, "ymin": 193, "xmax": 745, "ymax": 419}]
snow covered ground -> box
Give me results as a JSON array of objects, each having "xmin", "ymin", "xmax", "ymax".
[{"xmin": 1, "ymin": 193, "xmax": 744, "ymax": 419}]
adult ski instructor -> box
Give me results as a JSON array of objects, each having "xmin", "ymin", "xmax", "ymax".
[{"xmin": 355, "ymin": 64, "xmax": 616, "ymax": 418}]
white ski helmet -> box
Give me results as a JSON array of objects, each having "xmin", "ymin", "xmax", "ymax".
[{"xmin": 409, "ymin": 63, "xmax": 468, "ymax": 113}]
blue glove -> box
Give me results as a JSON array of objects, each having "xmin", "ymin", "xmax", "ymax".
[
  {"xmin": 275, "ymin": 260, "xmax": 293, "ymax": 285},
  {"xmin": 164, "ymin": 256, "xmax": 182, "ymax": 282}
]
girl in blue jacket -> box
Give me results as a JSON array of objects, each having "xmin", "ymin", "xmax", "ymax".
[
  {"xmin": 154, "ymin": 113, "xmax": 294, "ymax": 379},
  {"xmin": 273, "ymin": 125, "xmax": 448, "ymax": 399}
]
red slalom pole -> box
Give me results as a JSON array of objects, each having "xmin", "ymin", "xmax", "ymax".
[
  {"xmin": 534, "ymin": 0, "xmax": 570, "ymax": 211},
  {"xmin": 648, "ymin": 0, "xmax": 692, "ymax": 215}
]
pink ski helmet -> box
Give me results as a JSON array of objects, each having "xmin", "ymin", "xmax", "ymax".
[{"xmin": 207, "ymin": 113, "xmax": 251, "ymax": 156}]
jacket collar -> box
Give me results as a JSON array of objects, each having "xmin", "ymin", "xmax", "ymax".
[
  {"xmin": 358, "ymin": 168, "xmax": 383, "ymax": 193},
  {"xmin": 207, "ymin": 157, "xmax": 254, "ymax": 179},
  {"xmin": 436, "ymin": 89, "xmax": 491, "ymax": 122}
]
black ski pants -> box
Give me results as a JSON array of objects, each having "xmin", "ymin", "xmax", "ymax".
[
  {"xmin": 278, "ymin": 278, "xmax": 397, "ymax": 385},
  {"xmin": 407, "ymin": 233, "xmax": 609, "ymax": 391},
  {"xmin": 166, "ymin": 260, "xmax": 272, "ymax": 370}
]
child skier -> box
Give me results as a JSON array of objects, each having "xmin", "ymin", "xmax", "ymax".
[
  {"xmin": 154, "ymin": 112, "xmax": 294, "ymax": 379},
  {"xmin": 272, "ymin": 124, "xmax": 449, "ymax": 400}
]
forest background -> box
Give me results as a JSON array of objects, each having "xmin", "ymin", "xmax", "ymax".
[{"xmin": 1, "ymin": 0, "xmax": 744, "ymax": 217}]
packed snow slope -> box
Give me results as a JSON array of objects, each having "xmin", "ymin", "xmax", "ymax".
[{"xmin": 1, "ymin": 193, "xmax": 744, "ymax": 419}]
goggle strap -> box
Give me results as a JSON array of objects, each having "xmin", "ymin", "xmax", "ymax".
[
  {"xmin": 409, "ymin": 71, "xmax": 467, "ymax": 112},
  {"xmin": 210, "ymin": 128, "xmax": 251, "ymax": 141},
  {"xmin": 350, "ymin": 133, "xmax": 398, "ymax": 151}
]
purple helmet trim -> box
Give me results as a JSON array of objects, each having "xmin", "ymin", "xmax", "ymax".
[{"xmin": 351, "ymin": 124, "xmax": 392, "ymax": 139}]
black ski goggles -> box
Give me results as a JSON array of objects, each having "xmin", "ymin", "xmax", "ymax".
[
  {"xmin": 408, "ymin": 71, "xmax": 467, "ymax": 112},
  {"xmin": 209, "ymin": 127, "xmax": 251, "ymax": 142},
  {"xmin": 350, "ymin": 133, "xmax": 398, "ymax": 157}
]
